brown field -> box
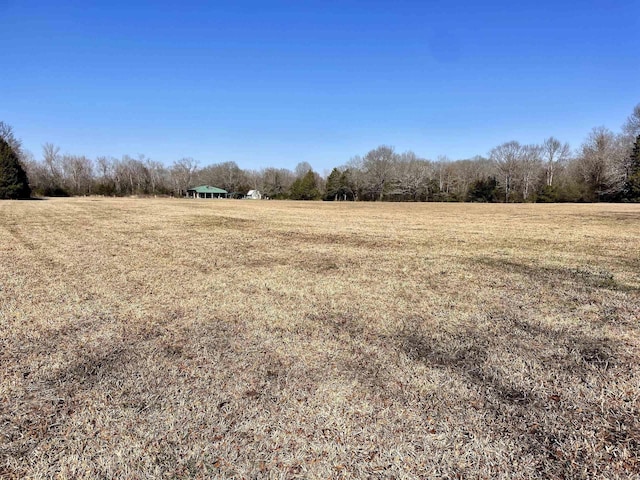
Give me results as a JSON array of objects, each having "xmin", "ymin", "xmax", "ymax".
[{"xmin": 1, "ymin": 198, "xmax": 639, "ymax": 479}]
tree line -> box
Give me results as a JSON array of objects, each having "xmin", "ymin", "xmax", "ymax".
[{"xmin": 2, "ymin": 103, "xmax": 640, "ymax": 202}]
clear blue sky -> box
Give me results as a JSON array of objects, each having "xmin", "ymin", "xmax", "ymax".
[{"xmin": 2, "ymin": 0, "xmax": 639, "ymax": 172}]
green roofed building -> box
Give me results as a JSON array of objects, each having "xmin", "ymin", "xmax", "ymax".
[{"xmin": 186, "ymin": 185, "xmax": 228, "ymax": 199}]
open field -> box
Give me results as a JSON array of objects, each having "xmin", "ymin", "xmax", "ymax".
[{"xmin": 1, "ymin": 198, "xmax": 639, "ymax": 479}]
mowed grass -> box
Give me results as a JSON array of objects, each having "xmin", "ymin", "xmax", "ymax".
[{"xmin": 1, "ymin": 197, "xmax": 639, "ymax": 479}]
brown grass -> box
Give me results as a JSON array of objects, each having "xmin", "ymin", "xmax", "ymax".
[{"xmin": 1, "ymin": 198, "xmax": 639, "ymax": 479}]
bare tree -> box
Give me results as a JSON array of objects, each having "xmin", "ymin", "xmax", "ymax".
[
  {"xmin": 95, "ymin": 156, "xmax": 111, "ymax": 179},
  {"xmin": 199, "ymin": 161, "xmax": 247, "ymax": 193},
  {"xmin": 434, "ymin": 155, "xmax": 451, "ymax": 194},
  {"xmin": 395, "ymin": 152, "xmax": 433, "ymax": 200},
  {"xmin": 112, "ymin": 159, "xmax": 126, "ymax": 194},
  {"xmin": 61, "ymin": 155, "xmax": 93, "ymax": 195},
  {"xmin": 490, "ymin": 141, "xmax": 524, "ymax": 202},
  {"xmin": 94, "ymin": 156, "xmax": 116, "ymax": 194},
  {"xmin": 0, "ymin": 121, "xmax": 23, "ymax": 158},
  {"xmin": 541, "ymin": 137, "xmax": 571, "ymax": 187},
  {"xmin": 170, "ymin": 157, "xmax": 198, "ymax": 196},
  {"xmin": 576, "ymin": 127, "xmax": 626, "ymax": 200},
  {"xmin": 363, "ymin": 145, "xmax": 397, "ymax": 201},
  {"xmin": 244, "ymin": 169, "xmax": 261, "ymax": 190},
  {"xmin": 131, "ymin": 154, "xmax": 153, "ymax": 194},
  {"xmin": 619, "ymin": 103, "xmax": 640, "ymax": 181},
  {"xmin": 146, "ymin": 158, "xmax": 168, "ymax": 194},
  {"xmin": 449, "ymin": 157, "xmax": 492, "ymax": 200},
  {"xmin": 344, "ymin": 155, "xmax": 365, "ymax": 201},
  {"xmin": 520, "ymin": 145, "xmax": 543, "ymax": 201},
  {"xmin": 622, "ymin": 103, "xmax": 640, "ymax": 139},
  {"xmin": 20, "ymin": 150, "xmax": 47, "ymax": 193},
  {"xmin": 294, "ymin": 161, "xmax": 314, "ymax": 178},
  {"xmin": 42, "ymin": 143, "xmax": 63, "ymax": 183},
  {"xmin": 118, "ymin": 156, "xmax": 138, "ymax": 194},
  {"xmin": 260, "ymin": 167, "xmax": 294, "ymax": 198},
  {"xmin": 490, "ymin": 143, "xmax": 544, "ymax": 201}
]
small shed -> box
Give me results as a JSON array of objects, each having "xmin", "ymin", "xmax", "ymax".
[
  {"xmin": 246, "ymin": 189, "xmax": 262, "ymax": 200},
  {"xmin": 186, "ymin": 186, "xmax": 228, "ymax": 199}
]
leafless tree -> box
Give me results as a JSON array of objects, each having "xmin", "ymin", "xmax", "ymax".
[
  {"xmin": 620, "ymin": 104, "xmax": 640, "ymax": 181},
  {"xmin": 363, "ymin": 145, "xmax": 397, "ymax": 200},
  {"xmin": 433, "ymin": 155, "xmax": 451, "ymax": 194},
  {"xmin": 199, "ymin": 161, "xmax": 247, "ymax": 193},
  {"xmin": 520, "ymin": 145, "xmax": 543, "ymax": 201},
  {"xmin": 449, "ymin": 157, "xmax": 492, "ymax": 200},
  {"xmin": 145, "ymin": 158, "xmax": 168, "ymax": 194},
  {"xmin": 294, "ymin": 161, "xmax": 314, "ymax": 178},
  {"xmin": 61, "ymin": 155, "xmax": 93, "ymax": 195},
  {"xmin": 42, "ymin": 143, "xmax": 63, "ymax": 182},
  {"xmin": 95, "ymin": 156, "xmax": 112, "ymax": 179},
  {"xmin": 343, "ymin": 156, "xmax": 365, "ymax": 201},
  {"xmin": 94, "ymin": 155, "xmax": 167, "ymax": 196},
  {"xmin": 20, "ymin": 150, "xmax": 46, "ymax": 193},
  {"xmin": 245, "ymin": 169, "xmax": 261, "ymax": 190},
  {"xmin": 260, "ymin": 167, "xmax": 294, "ymax": 198},
  {"xmin": 394, "ymin": 152, "xmax": 433, "ymax": 200},
  {"xmin": 622, "ymin": 103, "xmax": 640, "ymax": 139},
  {"xmin": 117, "ymin": 156, "xmax": 138, "ymax": 194},
  {"xmin": 490, "ymin": 141, "xmax": 524, "ymax": 202},
  {"xmin": 93, "ymin": 156, "xmax": 116, "ymax": 194},
  {"xmin": 170, "ymin": 157, "xmax": 198, "ymax": 196},
  {"xmin": 541, "ymin": 137, "xmax": 571, "ymax": 187},
  {"xmin": 112, "ymin": 159, "xmax": 127, "ymax": 194},
  {"xmin": 576, "ymin": 127, "xmax": 626, "ymax": 200},
  {"xmin": 0, "ymin": 121, "xmax": 23, "ymax": 157}
]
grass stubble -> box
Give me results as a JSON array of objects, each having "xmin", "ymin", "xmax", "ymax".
[{"xmin": 0, "ymin": 198, "xmax": 639, "ymax": 479}]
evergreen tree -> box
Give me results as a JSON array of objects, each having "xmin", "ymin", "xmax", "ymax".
[
  {"xmin": 323, "ymin": 168, "xmax": 356, "ymax": 201},
  {"xmin": 466, "ymin": 177, "xmax": 498, "ymax": 202},
  {"xmin": 623, "ymin": 135, "xmax": 640, "ymax": 201},
  {"xmin": 536, "ymin": 184, "xmax": 559, "ymax": 203},
  {"xmin": 290, "ymin": 170, "xmax": 321, "ymax": 200},
  {"xmin": 0, "ymin": 137, "xmax": 31, "ymax": 199},
  {"xmin": 323, "ymin": 168, "xmax": 342, "ymax": 200}
]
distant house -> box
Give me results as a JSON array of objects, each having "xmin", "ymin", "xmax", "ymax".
[
  {"xmin": 246, "ymin": 190, "xmax": 262, "ymax": 200},
  {"xmin": 186, "ymin": 185, "xmax": 228, "ymax": 199}
]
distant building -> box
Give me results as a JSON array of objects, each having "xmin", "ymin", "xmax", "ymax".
[
  {"xmin": 186, "ymin": 186, "xmax": 228, "ymax": 199},
  {"xmin": 246, "ymin": 190, "xmax": 262, "ymax": 200}
]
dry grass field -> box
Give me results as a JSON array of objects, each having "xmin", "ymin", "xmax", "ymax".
[{"xmin": 1, "ymin": 197, "xmax": 639, "ymax": 479}]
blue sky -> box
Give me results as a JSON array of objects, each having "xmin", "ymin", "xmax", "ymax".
[{"xmin": 1, "ymin": 0, "xmax": 639, "ymax": 172}]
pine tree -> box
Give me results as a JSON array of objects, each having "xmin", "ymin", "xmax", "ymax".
[
  {"xmin": 0, "ymin": 137, "xmax": 31, "ymax": 199},
  {"xmin": 290, "ymin": 170, "xmax": 321, "ymax": 200},
  {"xmin": 323, "ymin": 168, "xmax": 342, "ymax": 201}
]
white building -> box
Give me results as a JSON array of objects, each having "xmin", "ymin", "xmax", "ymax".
[{"xmin": 246, "ymin": 190, "xmax": 262, "ymax": 200}]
